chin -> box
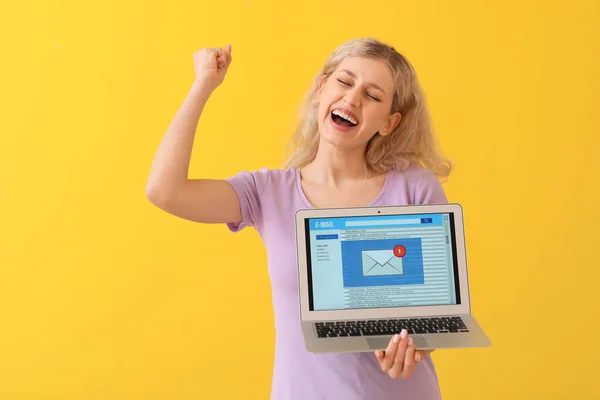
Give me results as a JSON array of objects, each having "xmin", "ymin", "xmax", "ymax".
[{"xmin": 319, "ymin": 130, "xmax": 361, "ymax": 151}]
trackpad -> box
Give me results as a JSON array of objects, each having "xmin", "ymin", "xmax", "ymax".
[{"xmin": 367, "ymin": 336, "xmax": 429, "ymax": 350}]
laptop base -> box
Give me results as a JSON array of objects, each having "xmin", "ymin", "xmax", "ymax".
[{"xmin": 301, "ymin": 314, "xmax": 491, "ymax": 353}]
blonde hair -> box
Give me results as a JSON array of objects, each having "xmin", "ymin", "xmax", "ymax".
[{"xmin": 282, "ymin": 37, "xmax": 452, "ymax": 179}]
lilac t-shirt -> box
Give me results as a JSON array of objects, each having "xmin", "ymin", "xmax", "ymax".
[{"xmin": 225, "ymin": 166, "xmax": 448, "ymax": 400}]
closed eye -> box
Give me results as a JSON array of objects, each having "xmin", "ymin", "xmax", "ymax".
[{"xmin": 337, "ymin": 79, "xmax": 381, "ymax": 102}]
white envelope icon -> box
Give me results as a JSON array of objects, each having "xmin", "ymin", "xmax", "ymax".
[{"xmin": 362, "ymin": 250, "xmax": 404, "ymax": 276}]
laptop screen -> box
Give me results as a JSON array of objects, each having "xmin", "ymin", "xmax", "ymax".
[{"xmin": 305, "ymin": 212, "xmax": 461, "ymax": 311}]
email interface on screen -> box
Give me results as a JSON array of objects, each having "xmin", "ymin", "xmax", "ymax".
[{"xmin": 305, "ymin": 213, "xmax": 460, "ymax": 311}]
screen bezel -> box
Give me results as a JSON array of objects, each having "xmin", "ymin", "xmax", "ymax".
[{"xmin": 294, "ymin": 203, "xmax": 471, "ymax": 321}]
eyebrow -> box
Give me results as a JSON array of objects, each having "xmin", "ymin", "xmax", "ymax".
[{"xmin": 340, "ymin": 69, "xmax": 386, "ymax": 95}]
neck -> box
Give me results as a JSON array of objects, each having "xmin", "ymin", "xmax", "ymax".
[{"xmin": 303, "ymin": 138, "xmax": 369, "ymax": 186}]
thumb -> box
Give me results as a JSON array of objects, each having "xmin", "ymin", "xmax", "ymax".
[
  {"xmin": 414, "ymin": 350, "xmax": 427, "ymax": 362},
  {"xmin": 223, "ymin": 44, "xmax": 233, "ymax": 68}
]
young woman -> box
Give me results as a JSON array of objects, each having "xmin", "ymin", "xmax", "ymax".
[{"xmin": 146, "ymin": 37, "xmax": 452, "ymax": 399}]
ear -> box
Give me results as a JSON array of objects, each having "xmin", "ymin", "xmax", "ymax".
[
  {"xmin": 378, "ymin": 112, "xmax": 402, "ymax": 136},
  {"xmin": 314, "ymin": 75, "xmax": 327, "ymax": 104}
]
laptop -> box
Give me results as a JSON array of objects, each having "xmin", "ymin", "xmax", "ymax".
[{"xmin": 294, "ymin": 203, "xmax": 491, "ymax": 353}]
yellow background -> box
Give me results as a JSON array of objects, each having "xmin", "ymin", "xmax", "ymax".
[{"xmin": 1, "ymin": 0, "xmax": 599, "ymax": 398}]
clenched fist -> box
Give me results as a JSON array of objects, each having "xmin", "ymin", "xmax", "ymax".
[{"xmin": 193, "ymin": 44, "xmax": 232, "ymax": 92}]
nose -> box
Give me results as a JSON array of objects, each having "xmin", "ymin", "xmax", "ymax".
[{"xmin": 343, "ymin": 87, "xmax": 361, "ymax": 107}]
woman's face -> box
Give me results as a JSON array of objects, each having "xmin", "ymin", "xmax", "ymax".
[{"xmin": 315, "ymin": 56, "xmax": 402, "ymax": 150}]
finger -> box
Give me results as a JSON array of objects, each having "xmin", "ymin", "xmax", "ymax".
[
  {"xmin": 222, "ymin": 50, "xmax": 232, "ymax": 69},
  {"xmin": 206, "ymin": 49, "xmax": 220, "ymax": 67},
  {"xmin": 216, "ymin": 56, "xmax": 228, "ymax": 69},
  {"xmin": 381, "ymin": 334, "xmax": 400, "ymax": 372},
  {"xmin": 401, "ymin": 337, "xmax": 416, "ymax": 378},
  {"xmin": 414, "ymin": 350, "xmax": 426, "ymax": 363},
  {"xmin": 374, "ymin": 350, "xmax": 384, "ymax": 364},
  {"xmin": 211, "ymin": 47, "xmax": 224, "ymax": 59},
  {"xmin": 207, "ymin": 47, "xmax": 222, "ymax": 58},
  {"xmin": 388, "ymin": 330, "xmax": 409, "ymax": 378}
]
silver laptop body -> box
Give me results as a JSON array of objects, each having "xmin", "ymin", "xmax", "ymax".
[{"xmin": 294, "ymin": 203, "xmax": 491, "ymax": 353}]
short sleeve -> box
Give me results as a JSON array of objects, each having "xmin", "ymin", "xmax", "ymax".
[
  {"xmin": 414, "ymin": 168, "xmax": 448, "ymax": 205},
  {"xmin": 224, "ymin": 168, "xmax": 270, "ymax": 232}
]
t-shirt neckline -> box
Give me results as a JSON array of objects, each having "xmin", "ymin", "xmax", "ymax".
[{"xmin": 294, "ymin": 167, "xmax": 392, "ymax": 209}]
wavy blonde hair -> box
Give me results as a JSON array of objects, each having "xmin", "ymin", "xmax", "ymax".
[{"xmin": 282, "ymin": 37, "xmax": 452, "ymax": 179}]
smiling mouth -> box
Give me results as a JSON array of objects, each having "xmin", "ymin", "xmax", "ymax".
[{"xmin": 331, "ymin": 111, "xmax": 358, "ymax": 128}]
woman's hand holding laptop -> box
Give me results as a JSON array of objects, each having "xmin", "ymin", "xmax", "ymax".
[{"xmin": 374, "ymin": 329, "xmax": 432, "ymax": 379}]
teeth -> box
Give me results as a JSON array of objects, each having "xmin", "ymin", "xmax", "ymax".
[{"xmin": 332, "ymin": 109, "xmax": 358, "ymax": 125}]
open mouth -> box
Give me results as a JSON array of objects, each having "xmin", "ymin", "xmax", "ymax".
[{"xmin": 331, "ymin": 110, "xmax": 358, "ymax": 128}]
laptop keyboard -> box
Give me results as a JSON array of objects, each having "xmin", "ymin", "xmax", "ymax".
[{"xmin": 315, "ymin": 316, "xmax": 469, "ymax": 338}]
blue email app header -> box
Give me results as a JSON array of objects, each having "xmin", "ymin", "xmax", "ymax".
[{"xmin": 308, "ymin": 213, "xmax": 445, "ymax": 230}]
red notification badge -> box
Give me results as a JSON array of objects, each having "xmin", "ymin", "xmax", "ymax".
[{"xmin": 393, "ymin": 245, "xmax": 406, "ymax": 258}]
